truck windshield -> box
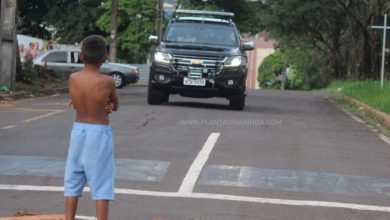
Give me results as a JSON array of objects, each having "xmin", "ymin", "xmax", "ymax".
[{"xmin": 163, "ymin": 22, "xmax": 239, "ymax": 47}]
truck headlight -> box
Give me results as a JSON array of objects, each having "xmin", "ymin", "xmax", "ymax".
[
  {"xmin": 154, "ymin": 52, "xmax": 172, "ymax": 64},
  {"xmin": 224, "ymin": 56, "xmax": 242, "ymax": 67}
]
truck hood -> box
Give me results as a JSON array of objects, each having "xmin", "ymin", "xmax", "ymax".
[{"xmin": 158, "ymin": 42, "xmax": 241, "ymax": 58}]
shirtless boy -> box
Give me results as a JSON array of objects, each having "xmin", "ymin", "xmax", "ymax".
[{"xmin": 64, "ymin": 35, "xmax": 118, "ymax": 220}]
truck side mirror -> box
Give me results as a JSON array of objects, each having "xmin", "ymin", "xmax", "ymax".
[
  {"xmin": 242, "ymin": 41, "xmax": 255, "ymax": 51},
  {"xmin": 148, "ymin": 35, "xmax": 159, "ymax": 44}
]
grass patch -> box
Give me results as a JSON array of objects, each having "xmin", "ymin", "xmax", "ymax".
[{"xmin": 327, "ymin": 80, "xmax": 390, "ymax": 114}]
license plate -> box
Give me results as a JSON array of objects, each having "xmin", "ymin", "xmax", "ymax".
[{"xmin": 183, "ymin": 77, "xmax": 206, "ymax": 86}]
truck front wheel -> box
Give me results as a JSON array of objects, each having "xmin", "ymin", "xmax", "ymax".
[
  {"xmin": 229, "ymin": 92, "xmax": 245, "ymax": 110},
  {"xmin": 147, "ymin": 85, "xmax": 168, "ymax": 105}
]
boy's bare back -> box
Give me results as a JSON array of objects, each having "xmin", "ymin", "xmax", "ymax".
[{"xmin": 69, "ymin": 69, "xmax": 118, "ymax": 125}]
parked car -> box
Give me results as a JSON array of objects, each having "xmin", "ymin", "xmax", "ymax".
[
  {"xmin": 33, "ymin": 49, "xmax": 139, "ymax": 88},
  {"xmin": 147, "ymin": 9, "xmax": 254, "ymax": 110}
]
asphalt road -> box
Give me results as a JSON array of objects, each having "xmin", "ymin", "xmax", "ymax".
[{"xmin": 1, "ymin": 87, "xmax": 390, "ymax": 219}]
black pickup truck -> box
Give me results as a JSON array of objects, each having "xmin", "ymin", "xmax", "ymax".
[{"xmin": 147, "ymin": 9, "xmax": 254, "ymax": 110}]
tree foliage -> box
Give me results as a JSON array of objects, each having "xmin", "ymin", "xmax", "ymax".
[
  {"xmin": 257, "ymin": 51, "xmax": 284, "ymax": 89},
  {"xmin": 17, "ymin": 0, "xmax": 104, "ymax": 43},
  {"xmin": 258, "ymin": 49, "xmax": 322, "ymax": 90},
  {"xmin": 96, "ymin": 0, "xmax": 157, "ymax": 63},
  {"xmin": 16, "ymin": 0, "xmax": 390, "ymax": 81},
  {"xmin": 17, "ymin": 0, "xmax": 51, "ymax": 39},
  {"xmin": 45, "ymin": 0, "xmax": 104, "ymax": 43},
  {"xmin": 177, "ymin": 0, "xmax": 263, "ymax": 34},
  {"xmin": 17, "ymin": 0, "xmax": 155, "ymax": 63},
  {"xmin": 259, "ymin": 0, "xmax": 390, "ymax": 82}
]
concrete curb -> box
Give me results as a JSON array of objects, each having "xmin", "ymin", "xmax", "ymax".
[
  {"xmin": 344, "ymin": 97, "xmax": 390, "ymax": 130},
  {"xmin": 0, "ymin": 215, "xmax": 64, "ymax": 220}
]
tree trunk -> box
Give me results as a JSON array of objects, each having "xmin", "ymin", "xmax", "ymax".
[{"xmin": 360, "ymin": 30, "xmax": 373, "ymax": 79}]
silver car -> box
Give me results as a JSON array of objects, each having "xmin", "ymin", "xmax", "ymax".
[{"xmin": 33, "ymin": 49, "xmax": 139, "ymax": 88}]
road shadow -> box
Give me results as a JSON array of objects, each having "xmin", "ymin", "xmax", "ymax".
[
  {"xmin": 244, "ymin": 105, "xmax": 289, "ymax": 114},
  {"xmin": 165, "ymin": 101, "xmax": 231, "ymax": 111},
  {"xmin": 165, "ymin": 101, "xmax": 292, "ymax": 114}
]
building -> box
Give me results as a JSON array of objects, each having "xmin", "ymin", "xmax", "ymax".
[{"xmin": 243, "ymin": 33, "xmax": 275, "ymax": 90}]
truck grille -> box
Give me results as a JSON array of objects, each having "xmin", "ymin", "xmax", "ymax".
[{"xmin": 171, "ymin": 54, "xmax": 224, "ymax": 76}]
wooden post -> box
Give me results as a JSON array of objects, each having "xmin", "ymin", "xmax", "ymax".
[
  {"xmin": 156, "ymin": 0, "xmax": 164, "ymax": 42},
  {"xmin": 0, "ymin": 0, "xmax": 17, "ymax": 90}
]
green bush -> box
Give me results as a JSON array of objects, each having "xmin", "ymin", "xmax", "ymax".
[
  {"xmin": 257, "ymin": 51, "xmax": 284, "ymax": 89},
  {"xmin": 21, "ymin": 61, "xmax": 38, "ymax": 83},
  {"xmin": 288, "ymin": 65, "xmax": 305, "ymax": 89},
  {"xmin": 258, "ymin": 49, "xmax": 324, "ymax": 90}
]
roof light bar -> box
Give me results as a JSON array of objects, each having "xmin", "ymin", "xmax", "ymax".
[{"xmin": 175, "ymin": 9, "xmax": 235, "ymax": 18}]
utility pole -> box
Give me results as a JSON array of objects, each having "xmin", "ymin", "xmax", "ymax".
[
  {"xmin": 109, "ymin": 0, "xmax": 118, "ymax": 62},
  {"xmin": 0, "ymin": 0, "xmax": 17, "ymax": 90},
  {"xmin": 156, "ymin": 0, "xmax": 164, "ymax": 42}
]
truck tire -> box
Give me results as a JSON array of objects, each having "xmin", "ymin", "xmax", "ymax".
[
  {"xmin": 147, "ymin": 85, "xmax": 166, "ymax": 105},
  {"xmin": 229, "ymin": 92, "xmax": 245, "ymax": 110}
]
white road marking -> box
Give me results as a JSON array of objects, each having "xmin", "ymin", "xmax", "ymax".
[
  {"xmin": 1, "ymin": 184, "xmax": 390, "ymax": 213},
  {"xmin": 1, "ymin": 125, "xmax": 16, "ymax": 129},
  {"xmin": 199, "ymin": 165, "xmax": 390, "ymax": 196},
  {"xmin": 22, "ymin": 110, "xmax": 64, "ymax": 123},
  {"xmin": 33, "ymin": 102, "xmax": 67, "ymax": 106},
  {"xmin": 76, "ymin": 216, "xmax": 96, "ymax": 220},
  {"xmin": 0, "ymin": 155, "xmax": 170, "ymax": 182},
  {"xmin": 0, "ymin": 184, "xmax": 63, "ymax": 191},
  {"xmin": 178, "ymin": 132, "xmax": 220, "ymax": 193}
]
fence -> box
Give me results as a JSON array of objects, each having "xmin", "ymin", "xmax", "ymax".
[{"xmin": 130, "ymin": 64, "xmax": 150, "ymax": 85}]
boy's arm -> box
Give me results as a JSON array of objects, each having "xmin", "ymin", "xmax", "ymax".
[
  {"xmin": 67, "ymin": 99, "xmax": 74, "ymax": 109},
  {"xmin": 108, "ymin": 78, "xmax": 119, "ymax": 111}
]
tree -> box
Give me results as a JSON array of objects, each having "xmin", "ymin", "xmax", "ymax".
[
  {"xmin": 45, "ymin": 0, "xmax": 105, "ymax": 44},
  {"xmin": 97, "ymin": 0, "xmax": 157, "ymax": 63},
  {"xmin": 260, "ymin": 0, "xmax": 390, "ymax": 81},
  {"xmin": 260, "ymin": 0, "xmax": 349, "ymax": 81},
  {"xmin": 177, "ymin": 0, "xmax": 264, "ymax": 34},
  {"xmin": 17, "ymin": 0, "xmax": 105, "ymax": 44},
  {"xmin": 334, "ymin": 0, "xmax": 387, "ymax": 80},
  {"xmin": 17, "ymin": 0, "xmax": 51, "ymax": 39}
]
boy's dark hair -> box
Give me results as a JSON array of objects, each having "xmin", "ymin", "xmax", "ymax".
[{"xmin": 81, "ymin": 35, "xmax": 107, "ymax": 64}]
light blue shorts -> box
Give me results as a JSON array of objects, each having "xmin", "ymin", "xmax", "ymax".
[{"xmin": 64, "ymin": 122, "xmax": 115, "ymax": 200}]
